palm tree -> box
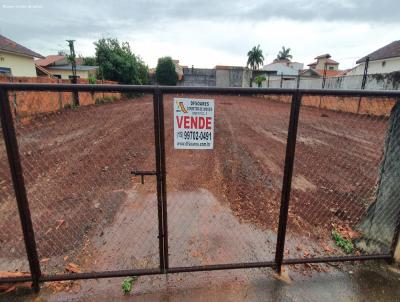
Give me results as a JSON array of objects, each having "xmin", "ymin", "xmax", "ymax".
[
  {"xmin": 247, "ymin": 45, "xmax": 264, "ymax": 70},
  {"xmin": 276, "ymin": 46, "xmax": 293, "ymax": 61}
]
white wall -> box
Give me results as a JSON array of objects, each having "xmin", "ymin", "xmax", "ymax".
[
  {"xmin": 348, "ymin": 57, "xmax": 400, "ymax": 75},
  {"xmin": 262, "ymin": 62, "xmax": 303, "ymax": 76},
  {"xmin": 46, "ymin": 69, "xmax": 94, "ymax": 79},
  {"xmin": 262, "ymin": 73, "xmax": 400, "ymax": 90},
  {"xmin": 0, "ymin": 51, "xmax": 37, "ymax": 76}
]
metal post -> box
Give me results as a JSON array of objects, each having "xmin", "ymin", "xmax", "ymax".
[
  {"xmin": 361, "ymin": 56, "xmax": 370, "ymax": 90},
  {"xmin": 280, "ymin": 73, "xmax": 283, "ymax": 88},
  {"xmin": 358, "ymin": 57, "xmax": 370, "ymax": 114},
  {"xmin": 274, "ymin": 91, "xmax": 302, "ymax": 273},
  {"xmin": 153, "ymin": 88, "xmax": 166, "ymax": 271},
  {"xmin": 322, "ymin": 62, "xmax": 327, "ymax": 89},
  {"xmin": 0, "ymin": 89, "xmax": 41, "ymax": 292},
  {"xmin": 67, "ymin": 40, "xmax": 79, "ymax": 106},
  {"xmin": 159, "ymin": 93, "xmax": 169, "ymax": 270}
]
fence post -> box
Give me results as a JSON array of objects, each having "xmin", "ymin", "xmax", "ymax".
[
  {"xmin": 158, "ymin": 91, "xmax": 169, "ymax": 271},
  {"xmin": 274, "ymin": 90, "xmax": 302, "ymax": 273},
  {"xmin": 358, "ymin": 56, "xmax": 370, "ymax": 114},
  {"xmin": 0, "ymin": 89, "xmax": 41, "ymax": 292},
  {"xmin": 153, "ymin": 88, "xmax": 169, "ymax": 272}
]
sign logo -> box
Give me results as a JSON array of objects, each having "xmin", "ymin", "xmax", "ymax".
[{"xmin": 174, "ymin": 98, "xmax": 214, "ymax": 149}]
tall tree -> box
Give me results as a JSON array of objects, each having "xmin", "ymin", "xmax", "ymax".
[
  {"xmin": 247, "ymin": 45, "xmax": 264, "ymax": 70},
  {"xmin": 155, "ymin": 57, "xmax": 178, "ymax": 85},
  {"xmin": 276, "ymin": 46, "xmax": 293, "ymax": 61},
  {"xmin": 94, "ymin": 38, "xmax": 148, "ymax": 84}
]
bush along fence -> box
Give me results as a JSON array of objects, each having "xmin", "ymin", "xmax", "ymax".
[{"xmin": 0, "ymin": 77, "xmax": 121, "ymax": 122}]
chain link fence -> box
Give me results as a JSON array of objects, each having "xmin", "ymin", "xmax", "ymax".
[
  {"xmin": 164, "ymin": 93, "xmax": 290, "ymax": 267},
  {"xmin": 0, "ymin": 84, "xmax": 399, "ymax": 289},
  {"xmin": 1, "ymin": 91, "xmax": 160, "ymax": 275},
  {"xmin": 286, "ymin": 96, "xmax": 396, "ymax": 267},
  {"xmin": 0, "ymin": 124, "xmax": 30, "ymax": 274}
]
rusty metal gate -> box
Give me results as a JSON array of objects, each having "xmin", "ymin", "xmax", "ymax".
[{"xmin": 0, "ymin": 83, "xmax": 399, "ymax": 293}]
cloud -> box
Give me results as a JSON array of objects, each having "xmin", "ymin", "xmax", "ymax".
[{"xmin": 0, "ymin": 0, "xmax": 399, "ymax": 68}]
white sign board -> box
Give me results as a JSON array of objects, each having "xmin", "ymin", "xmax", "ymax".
[{"xmin": 174, "ymin": 98, "xmax": 214, "ymax": 149}]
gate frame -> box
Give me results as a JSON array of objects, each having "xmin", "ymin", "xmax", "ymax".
[{"xmin": 0, "ymin": 83, "xmax": 399, "ymax": 293}]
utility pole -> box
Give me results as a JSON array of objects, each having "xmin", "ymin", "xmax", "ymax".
[
  {"xmin": 67, "ymin": 40, "xmax": 79, "ymax": 106},
  {"xmin": 361, "ymin": 56, "xmax": 370, "ymax": 90},
  {"xmin": 322, "ymin": 62, "xmax": 327, "ymax": 89}
]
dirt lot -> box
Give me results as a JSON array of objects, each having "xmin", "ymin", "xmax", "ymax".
[{"xmin": 0, "ymin": 94, "xmax": 389, "ymax": 274}]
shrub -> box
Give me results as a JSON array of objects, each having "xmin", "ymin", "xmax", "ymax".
[
  {"xmin": 254, "ymin": 75, "xmax": 266, "ymax": 87},
  {"xmin": 155, "ymin": 57, "xmax": 178, "ymax": 85},
  {"xmin": 88, "ymin": 74, "xmax": 97, "ymax": 84},
  {"xmin": 332, "ymin": 229, "xmax": 354, "ymax": 254}
]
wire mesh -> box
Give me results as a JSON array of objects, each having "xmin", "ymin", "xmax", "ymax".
[
  {"xmin": 5, "ymin": 90, "xmax": 159, "ymax": 274},
  {"xmin": 1, "ymin": 86, "xmax": 399, "ymax": 281},
  {"xmin": 285, "ymin": 95, "xmax": 397, "ymax": 267},
  {"xmin": 164, "ymin": 93, "xmax": 290, "ymax": 267},
  {"xmin": 0, "ymin": 124, "xmax": 30, "ymax": 274}
]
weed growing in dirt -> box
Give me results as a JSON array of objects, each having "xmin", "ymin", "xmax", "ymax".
[
  {"xmin": 332, "ymin": 229, "xmax": 354, "ymax": 254},
  {"xmin": 64, "ymin": 103, "xmax": 79, "ymax": 110},
  {"xmin": 121, "ymin": 276, "xmax": 138, "ymax": 295},
  {"xmin": 95, "ymin": 95, "xmax": 118, "ymax": 105}
]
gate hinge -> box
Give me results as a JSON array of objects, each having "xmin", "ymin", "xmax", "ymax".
[{"xmin": 131, "ymin": 170, "xmax": 158, "ymax": 184}]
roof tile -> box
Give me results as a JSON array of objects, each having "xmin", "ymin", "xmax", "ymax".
[{"xmin": 0, "ymin": 34, "xmax": 43, "ymax": 58}]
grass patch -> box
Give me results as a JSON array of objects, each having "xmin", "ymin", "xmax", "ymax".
[
  {"xmin": 332, "ymin": 229, "xmax": 354, "ymax": 254},
  {"xmin": 95, "ymin": 95, "xmax": 118, "ymax": 105},
  {"xmin": 63, "ymin": 103, "xmax": 79, "ymax": 110},
  {"xmin": 121, "ymin": 276, "xmax": 138, "ymax": 295}
]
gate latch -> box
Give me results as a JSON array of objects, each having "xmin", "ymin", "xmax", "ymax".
[{"xmin": 131, "ymin": 170, "xmax": 157, "ymax": 184}]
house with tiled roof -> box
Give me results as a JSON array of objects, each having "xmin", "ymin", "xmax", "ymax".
[
  {"xmin": 307, "ymin": 54, "xmax": 339, "ymax": 71},
  {"xmin": 347, "ymin": 40, "xmax": 400, "ymax": 75},
  {"xmin": 0, "ymin": 34, "xmax": 43, "ymax": 77},
  {"xmin": 36, "ymin": 55, "xmax": 98, "ymax": 79},
  {"xmin": 301, "ymin": 54, "xmax": 342, "ymax": 78}
]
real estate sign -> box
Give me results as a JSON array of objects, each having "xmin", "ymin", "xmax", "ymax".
[{"xmin": 174, "ymin": 98, "xmax": 214, "ymax": 149}]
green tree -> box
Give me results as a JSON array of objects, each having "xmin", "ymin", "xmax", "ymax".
[
  {"xmin": 81, "ymin": 56, "xmax": 97, "ymax": 66},
  {"xmin": 254, "ymin": 75, "xmax": 266, "ymax": 87},
  {"xmin": 155, "ymin": 57, "xmax": 178, "ymax": 85},
  {"xmin": 276, "ymin": 46, "xmax": 293, "ymax": 61},
  {"xmin": 94, "ymin": 38, "xmax": 148, "ymax": 84},
  {"xmin": 247, "ymin": 45, "xmax": 264, "ymax": 71}
]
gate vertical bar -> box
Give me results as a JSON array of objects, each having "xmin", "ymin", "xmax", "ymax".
[
  {"xmin": 0, "ymin": 88, "xmax": 41, "ymax": 292},
  {"xmin": 274, "ymin": 91, "xmax": 302, "ymax": 273},
  {"xmin": 153, "ymin": 88, "xmax": 166, "ymax": 271},
  {"xmin": 158, "ymin": 92, "xmax": 169, "ymax": 270}
]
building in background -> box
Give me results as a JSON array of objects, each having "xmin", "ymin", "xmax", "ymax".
[
  {"xmin": 301, "ymin": 54, "xmax": 342, "ymax": 78},
  {"xmin": 307, "ymin": 54, "xmax": 339, "ymax": 71},
  {"xmin": 262, "ymin": 59, "xmax": 304, "ymax": 76},
  {"xmin": 36, "ymin": 55, "xmax": 98, "ymax": 79},
  {"xmin": 348, "ymin": 40, "xmax": 400, "ymax": 75},
  {"xmin": 0, "ymin": 34, "xmax": 43, "ymax": 77},
  {"xmin": 300, "ymin": 68, "xmax": 344, "ymax": 78}
]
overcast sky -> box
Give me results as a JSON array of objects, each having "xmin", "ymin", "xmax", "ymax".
[{"xmin": 0, "ymin": 0, "xmax": 399, "ymax": 69}]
